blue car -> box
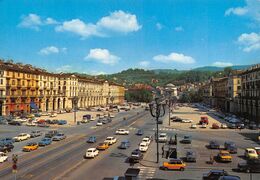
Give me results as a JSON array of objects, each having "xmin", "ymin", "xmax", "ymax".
[
  {"xmin": 58, "ymin": 120, "xmax": 67, "ymax": 125},
  {"xmin": 0, "ymin": 137, "xmax": 15, "ymax": 144},
  {"xmin": 87, "ymin": 136, "xmax": 96, "ymax": 143},
  {"xmin": 136, "ymin": 129, "xmax": 144, "ymax": 136},
  {"xmin": 38, "ymin": 138, "xmax": 52, "ymax": 146}
]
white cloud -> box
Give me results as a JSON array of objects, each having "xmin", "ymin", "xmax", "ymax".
[
  {"xmin": 55, "ymin": 10, "xmax": 141, "ymax": 38},
  {"xmin": 18, "ymin": 13, "xmax": 58, "ymax": 30},
  {"xmin": 89, "ymin": 70, "xmax": 107, "ymax": 75},
  {"xmin": 139, "ymin": 61, "xmax": 150, "ymax": 67},
  {"xmin": 153, "ymin": 52, "xmax": 195, "ymax": 64},
  {"xmin": 175, "ymin": 26, "xmax": 183, "ymax": 32},
  {"xmin": 238, "ymin": 32, "xmax": 260, "ymax": 52},
  {"xmin": 97, "ymin": 10, "xmax": 141, "ymax": 33},
  {"xmin": 85, "ymin": 48, "xmax": 120, "ymax": 65},
  {"xmin": 225, "ymin": 7, "xmax": 248, "ymax": 16},
  {"xmin": 55, "ymin": 19, "xmax": 102, "ymax": 38},
  {"xmin": 212, "ymin": 61, "xmax": 233, "ymax": 67},
  {"xmin": 224, "ymin": 0, "xmax": 260, "ymax": 22},
  {"xmin": 156, "ymin": 23, "xmax": 163, "ymax": 30},
  {"xmin": 39, "ymin": 46, "xmax": 67, "ymax": 55},
  {"xmin": 56, "ymin": 65, "xmax": 72, "ymax": 72}
]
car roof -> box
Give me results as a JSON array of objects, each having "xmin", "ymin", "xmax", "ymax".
[
  {"xmin": 246, "ymin": 148, "xmax": 256, "ymax": 151},
  {"xmin": 160, "ymin": 133, "xmax": 167, "ymax": 135},
  {"xmin": 220, "ymin": 150, "xmax": 230, "ymax": 153},
  {"xmin": 106, "ymin": 136, "xmax": 114, "ymax": 138},
  {"xmin": 140, "ymin": 142, "xmax": 147, "ymax": 145},
  {"xmin": 208, "ymin": 169, "xmax": 225, "ymax": 173},
  {"xmin": 87, "ymin": 148, "xmax": 96, "ymax": 151},
  {"xmin": 254, "ymin": 147, "xmax": 260, "ymax": 150}
]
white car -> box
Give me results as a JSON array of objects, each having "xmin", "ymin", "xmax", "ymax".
[
  {"xmin": 26, "ymin": 122, "xmax": 37, "ymax": 126},
  {"xmin": 13, "ymin": 133, "xmax": 31, "ymax": 142},
  {"xmin": 190, "ymin": 124, "xmax": 197, "ymax": 129},
  {"xmin": 85, "ymin": 148, "xmax": 99, "ymax": 158},
  {"xmin": 104, "ymin": 137, "xmax": 117, "ymax": 145},
  {"xmin": 96, "ymin": 122, "xmax": 103, "ymax": 126},
  {"xmin": 49, "ymin": 113, "xmax": 57, "ymax": 117},
  {"xmin": 141, "ymin": 137, "xmax": 151, "ymax": 146},
  {"xmin": 0, "ymin": 152, "xmax": 8, "ymax": 163},
  {"xmin": 115, "ymin": 129, "xmax": 129, "ymax": 135},
  {"xmin": 90, "ymin": 117, "xmax": 96, "ymax": 121},
  {"xmin": 139, "ymin": 142, "xmax": 149, "ymax": 152},
  {"xmin": 201, "ymin": 123, "xmax": 207, "ymax": 128},
  {"xmin": 158, "ymin": 133, "xmax": 167, "ymax": 143},
  {"xmin": 109, "ymin": 114, "xmax": 115, "ymax": 118},
  {"xmin": 181, "ymin": 119, "xmax": 193, "ymax": 123},
  {"xmin": 221, "ymin": 123, "xmax": 228, "ymax": 129}
]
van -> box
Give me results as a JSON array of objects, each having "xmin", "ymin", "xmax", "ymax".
[{"xmin": 200, "ymin": 116, "xmax": 209, "ymax": 125}]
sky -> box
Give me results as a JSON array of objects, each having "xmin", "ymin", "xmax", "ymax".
[{"xmin": 0, "ymin": 0, "xmax": 259, "ymax": 74}]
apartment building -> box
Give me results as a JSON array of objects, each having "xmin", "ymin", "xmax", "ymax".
[
  {"xmin": 239, "ymin": 64, "xmax": 260, "ymax": 123},
  {"xmin": 0, "ymin": 60, "xmax": 125, "ymax": 116}
]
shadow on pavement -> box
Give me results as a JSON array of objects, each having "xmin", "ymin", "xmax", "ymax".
[{"xmin": 238, "ymin": 132, "xmax": 259, "ymax": 143}]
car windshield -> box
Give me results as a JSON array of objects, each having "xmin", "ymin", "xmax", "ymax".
[{"xmin": 87, "ymin": 150, "xmax": 93, "ymax": 152}]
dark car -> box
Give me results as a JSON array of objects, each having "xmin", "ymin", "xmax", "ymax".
[
  {"xmin": 136, "ymin": 129, "xmax": 144, "ymax": 136},
  {"xmin": 8, "ymin": 121, "xmax": 22, "ymax": 126},
  {"xmin": 224, "ymin": 141, "xmax": 237, "ymax": 154},
  {"xmin": 0, "ymin": 137, "xmax": 15, "ymax": 144},
  {"xmin": 168, "ymin": 136, "xmax": 177, "ymax": 145},
  {"xmin": 228, "ymin": 124, "xmax": 237, "ymax": 129},
  {"xmin": 118, "ymin": 140, "xmax": 130, "ymax": 149},
  {"xmin": 185, "ymin": 150, "xmax": 197, "ymax": 162},
  {"xmin": 130, "ymin": 149, "xmax": 143, "ymax": 162},
  {"xmin": 87, "ymin": 136, "xmax": 97, "ymax": 143},
  {"xmin": 58, "ymin": 120, "xmax": 67, "ymax": 125},
  {"xmin": 203, "ymin": 170, "xmax": 229, "ymax": 180},
  {"xmin": 180, "ymin": 135, "xmax": 192, "ymax": 144},
  {"xmin": 0, "ymin": 143, "xmax": 14, "ymax": 152},
  {"xmin": 30, "ymin": 130, "xmax": 42, "ymax": 138},
  {"xmin": 38, "ymin": 138, "xmax": 52, "ymax": 146},
  {"xmin": 249, "ymin": 123, "xmax": 258, "ymax": 130},
  {"xmin": 236, "ymin": 123, "xmax": 245, "ymax": 129},
  {"xmin": 38, "ymin": 123, "xmax": 50, "ymax": 128},
  {"xmin": 45, "ymin": 130, "xmax": 58, "ymax": 138},
  {"xmin": 238, "ymin": 159, "xmax": 260, "ymax": 173},
  {"xmin": 218, "ymin": 176, "xmax": 240, "ymax": 180},
  {"xmin": 209, "ymin": 140, "xmax": 220, "ymax": 149}
]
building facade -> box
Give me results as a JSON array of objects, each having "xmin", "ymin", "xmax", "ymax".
[{"xmin": 0, "ymin": 60, "xmax": 125, "ymax": 116}]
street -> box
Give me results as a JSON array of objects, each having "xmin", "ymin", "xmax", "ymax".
[{"xmin": 0, "ymin": 105, "xmax": 260, "ymax": 180}]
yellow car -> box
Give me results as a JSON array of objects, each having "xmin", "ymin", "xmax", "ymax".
[
  {"xmin": 162, "ymin": 159, "xmax": 186, "ymax": 171},
  {"xmin": 217, "ymin": 150, "xmax": 232, "ymax": 162},
  {"xmin": 96, "ymin": 143, "xmax": 109, "ymax": 150},
  {"xmin": 26, "ymin": 114, "xmax": 35, "ymax": 118},
  {"xmin": 23, "ymin": 142, "xmax": 39, "ymax": 152},
  {"xmin": 245, "ymin": 148, "xmax": 258, "ymax": 159}
]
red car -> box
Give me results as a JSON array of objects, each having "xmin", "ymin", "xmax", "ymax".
[
  {"xmin": 212, "ymin": 123, "xmax": 220, "ymax": 129},
  {"xmin": 200, "ymin": 116, "xmax": 209, "ymax": 125}
]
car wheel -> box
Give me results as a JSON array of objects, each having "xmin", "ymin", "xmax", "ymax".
[{"xmin": 180, "ymin": 167, "xmax": 185, "ymax": 171}]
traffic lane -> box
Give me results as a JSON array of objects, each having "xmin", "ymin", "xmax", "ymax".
[
  {"xmin": 13, "ymin": 111, "xmax": 148, "ymax": 180},
  {"xmin": 0, "ymin": 111, "xmax": 147, "ymax": 179},
  {"xmin": 61, "ymin": 114, "xmax": 152, "ymax": 179}
]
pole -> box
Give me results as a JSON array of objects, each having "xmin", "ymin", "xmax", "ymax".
[
  {"xmin": 168, "ymin": 103, "xmax": 171, "ymax": 126},
  {"xmin": 156, "ymin": 116, "xmax": 159, "ymax": 163},
  {"xmin": 74, "ymin": 108, "xmax": 76, "ymax": 124}
]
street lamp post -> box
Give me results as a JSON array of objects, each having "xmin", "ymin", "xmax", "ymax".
[
  {"xmin": 149, "ymin": 97, "xmax": 166, "ymax": 163},
  {"xmin": 72, "ymin": 96, "xmax": 78, "ymax": 124}
]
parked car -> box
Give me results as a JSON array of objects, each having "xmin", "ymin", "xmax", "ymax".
[
  {"xmin": 23, "ymin": 142, "xmax": 39, "ymax": 152},
  {"xmin": 218, "ymin": 176, "xmax": 240, "ymax": 180},
  {"xmin": 200, "ymin": 116, "xmax": 209, "ymax": 125},
  {"xmin": 228, "ymin": 124, "xmax": 237, "ymax": 129},
  {"xmin": 158, "ymin": 133, "xmax": 167, "ymax": 143},
  {"xmin": 96, "ymin": 121, "xmax": 103, "ymax": 126},
  {"xmin": 209, "ymin": 140, "xmax": 220, "ymax": 149},
  {"xmin": 57, "ymin": 120, "xmax": 67, "ymax": 125},
  {"xmin": 49, "ymin": 113, "xmax": 57, "ymax": 117},
  {"xmin": 116, "ymin": 129, "xmax": 129, "ymax": 135},
  {"xmin": 212, "ymin": 123, "xmax": 220, "ymax": 129},
  {"xmin": 104, "ymin": 137, "xmax": 117, "ymax": 145},
  {"xmin": 0, "ymin": 143, "xmax": 14, "ymax": 153},
  {"xmin": 217, "ymin": 150, "xmax": 232, "ymax": 162},
  {"xmin": 45, "ymin": 130, "xmax": 58, "ymax": 138},
  {"xmin": 238, "ymin": 159, "xmax": 260, "ymax": 173},
  {"xmin": 0, "ymin": 137, "xmax": 15, "ymax": 144},
  {"xmin": 203, "ymin": 170, "xmax": 229, "ymax": 180},
  {"xmin": 87, "ymin": 136, "xmax": 97, "ymax": 143},
  {"xmin": 13, "ymin": 133, "xmax": 31, "ymax": 142},
  {"xmin": 130, "ymin": 149, "xmax": 143, "ymax": 162},
  {"xmin": 96, "ymin": 142, "xmax": 109, "ymax": 150},
  {"xmin": 254, "ymin": 147, "xmax": 260, "ymax": 156},
  {"xmin": 38, "ymin": 123, "xmax": 50, "ymax": 128},
  {"xmin": 181, "ymin": 119, "xmax": 193, "ymax": 123},
  {"xmin": 136, "ymin": 129, "xmax": 144, "ymax": 136},
  {"xmin": 201, "ymin": 123, "xmax": 207, "ymax": 128},
  {"xmin": 185, "ymin": 150, "xmax": 197, "ymax": 162},
  {"xmin": 245, "ymin": 148, "xmax": 258, "ymax": 159},
  {"xmin": 221, "ymin": 123, "xmax": 228, "ymax": 129},
  {"xmin": 139, "ymin": 142, "xmax": 148, "ymax": 152},
  {"xmin": 85, "ymin": 148, "xmax": 99, "ymax": 158},
  {"xmin": 190, "ymin": 124, "xmax": 197, "ymax": 129},
  {"xmin": 249, "ymin": 123, "xmax": 258, "ymax": 130},
  {"xmin": 38, "ymin": 138, "xmax": 52, "ymax": 146},
  {"xmin": 180, "ymin": 135, "xmax": 192, "ymax": 144},
  {"xmin": 141, "ymin": 137, "xmax": 151, "ymax": 146},
  {"xmin": 118, "ymin": 140, "xmax": 130, "ymax": 149},
  {"xmin": 53, "ymin": 133, "xmax": 66, "ymax": 141},
  {"xmin": 30, "ymin": 131, "xmax": 42, "ymax": 138},
  {"xmin": 0, "ymin": 152, "xmax": 8, "ymax": 163},
  {"xmin": 224, "ymin": 141, "xmax": 237, "ymax": 154},
  {"xmin": 161, "ymin": 158, "xmax": 186, "ymax": 171},
  {"xmin": 8, "ymin": 121, "xmax": 22, "ymax": 126}
]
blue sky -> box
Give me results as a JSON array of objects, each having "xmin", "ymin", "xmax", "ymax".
[{"xmin": 0, "ymin": 0, "xmax": 259, "ymax": 74}]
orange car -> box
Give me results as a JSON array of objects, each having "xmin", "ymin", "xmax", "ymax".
[
  {"xmin": 23, "ymin": 142, "xmax": 39, "ymax": 152},
  {"xmin": 96, "ymin": 142, "xmax": 109, "ymax": 150},
  {"xmin": 162, "ymin": 159, "xmax": 186, "ymax": 171}
]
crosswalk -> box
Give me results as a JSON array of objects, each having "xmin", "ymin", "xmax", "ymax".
[
  {"xmin": 152, "ymin": 128, "xmax": 178, "ymax": 131},
  {"xmin": 136, "ymin": 166, "xmax": 156, "ymax": 179}
]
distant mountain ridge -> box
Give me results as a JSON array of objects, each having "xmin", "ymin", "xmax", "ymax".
[{"xmin": 191, "ymin": 65, "xmax": 251, "ymax": 72}]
